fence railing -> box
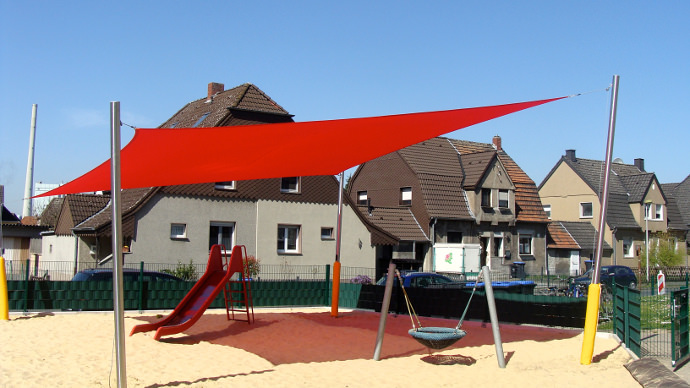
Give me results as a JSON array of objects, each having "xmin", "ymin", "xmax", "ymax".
[{"xmin": 3, "ymin": 259, "xmax": 377, "ymax": 284}]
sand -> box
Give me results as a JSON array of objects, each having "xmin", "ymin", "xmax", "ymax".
[{"xmin": 1, "ymin": 308, "xmax": 640, "ymax": 387}]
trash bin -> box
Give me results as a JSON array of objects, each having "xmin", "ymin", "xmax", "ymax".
[
  {"xmin": 584, "ymin": 260, "xmax": 593, "ymax": 272},
  {"xmin": 511, "ymin": 262, "xmax": 526, "ymax": 279}
]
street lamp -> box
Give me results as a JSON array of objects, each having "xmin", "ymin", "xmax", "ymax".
[{"xmin": 645, "ymin": 200, "xmax": 652, "ymax": 282}]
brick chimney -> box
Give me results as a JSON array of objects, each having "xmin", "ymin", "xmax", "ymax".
[
  {"xmin": 634, "ymin": 158, "xmax": 645, "ymax": 172},
  {"xmin": 207, "ymin": 82, "xmax": 224, "ymax": 98},
  {"xmin": 492, "ymin": 135, "xmax": 502, "ymax": 151},
  {"xmin": 565, "ymin": 149, "xmax": 576, "ymax": 162}
]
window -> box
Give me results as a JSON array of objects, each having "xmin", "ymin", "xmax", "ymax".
[
  {"xmin": 519, "ymin": 235, "xmax": 532, "ymax": 255},
  {"xmin": 215, "ymin": 181, "xmax": 236, "ymax": 191},
  {"xmin": 170, "ymin": 223, "xmax": 187, "ymax": 239},
  {"xmin": 447, "ymin": 231, "xmax": 462, "ymax": 243},
  {"xmin": 653, "ymin": 204, "xmax": 663, "ymax": 220},
  {"xmin": 192, "ymin": 112, "xmax": 210, "ymax": 127},
  {"xmin": 278, "ymin": 225, "xmax": 300, "ymax": 253},
  {"xmin": 498, "ymin": 189, "xmax": 509, "ymax": 208},
  {"xmin": 357, "ymin": 191, "xmax": 368, "ymax": 205},
  {"xmin": 321, "ymin": 227, "xmax": 334, "ymax": 240},
  {"xmin": 281, "ymin": 177, "xmax": 300, "ymax": 193},
  {"xmin": 481, "ymin": 188, "xmax": 492, "ymax": 207},
  {"xmin": 492, "ymin": 235, "xmax": 504, "ymax": 257},
  {"xmin": 209, "ymin": 222, "xmax": 234, "ymax": 250},
  {"xmin": 622, "ymin": 238, "xmax": 634, "ymax": 258},
  {"xmin": 400, "ymin": 187, "xmax": 412, "ymax": 206},
  {"xmin": 543, "ymin": 205, "xmax": 551, "ymax": 219},
  {"xmin": 580, "ymin": 202, "xmax": 593, "ymax": 218}
]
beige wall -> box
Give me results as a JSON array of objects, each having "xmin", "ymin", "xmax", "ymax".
[
  {"xmin": 539, "ymin": 163, "xmax": 599, "ymax": 225},
  {"xmin": 255, "ymin": 200, "xmax": 375, "ymax": 268}
]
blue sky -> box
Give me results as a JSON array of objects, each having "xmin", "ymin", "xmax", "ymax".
[{"xmin": 1, "ymin": 1, "xmax": 688, "ymax": 215}]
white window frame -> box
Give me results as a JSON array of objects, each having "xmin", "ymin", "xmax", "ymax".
[
  {"xmin": 215, "ymin": 181, "xmax": 236, "ymax": 191},
  {"xmin": 622, "ymin": 238, "xmax": 634, "ymax": 258},
  {"xmin": 209, "ymin": 221, "xmax": 235, "ymax": 251},
  {"xmin": 170, "ymin": 223, "xmax": 187, "ymax": 239},
  {"xmin": 580, "ymin": 202, "xmax": 593, "ymax": 219},
  {"xmin": 278, "ymin": 224, "xmax": 301, "ymax": 254},
  {"xmin": 653, "ymin": 204, "xmax": 663, "ymax": 220},
  {"xmin": 321, "ymin": 227, "xmax": 334, "ymax": 240},
  {"xmin": 492, "ymin": 233, "xmax": 504, "ymax": 257},
  {"xmin": 498, "ymin": 189, "xmax": 509, "ymax": 209},
  {"xmin": 280, "ymin": 177, "xmax": 301, "ymax": 193},
  {"xmin": 543, "ymin": 205, "xmax": 551, "ymax": 219},
  {"xmin": 400, "ymin": 187, "xmax": 412, "ymax": 206}
]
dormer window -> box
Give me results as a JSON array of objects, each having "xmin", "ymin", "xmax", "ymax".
[
  {"xmin": 357, "ymin": 191, "xmax": 368, "ymax": 205},
  {"xmin": 215, "ymin": 181, "xmax": 236, "ymax": 191},
  {"xmin": 481, "ymin": 188, "xmax": 492, "ymax": 207},
  {"xmin": 647, "ymin": 203, "xmax": 663, "ymax": 220},
  {"xmin": 400, "ymin": 187, "xmax": 412, "ymax": 206},
  {"xmin": 281, "ymin": 177, "xmax": 300, "ymax": 193}
]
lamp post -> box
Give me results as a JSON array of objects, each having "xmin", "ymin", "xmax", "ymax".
[{"xmin": 645, "ymin": 200, "xmax": 652, "ymax": 283}]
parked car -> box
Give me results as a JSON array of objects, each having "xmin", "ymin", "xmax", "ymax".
[
  {"xmin": 71, "ymin": 268, "xmax": 183, "ymax": 282},
  {"xmin": 570, "ymin": 265, "xmax": 637, "ymax": 290},
  {"xmin": 376, "ymin": 271, "xmax": 457, "ymax": 288}
]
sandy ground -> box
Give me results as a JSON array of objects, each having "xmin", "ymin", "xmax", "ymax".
[{"xmin": 1, "ymin": 308, "xmax": 640, "ymax": 387}]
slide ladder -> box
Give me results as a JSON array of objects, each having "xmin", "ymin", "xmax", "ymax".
[{"xmin": 223, "ymin": 245, "xmax": 254, "ymax": 323}]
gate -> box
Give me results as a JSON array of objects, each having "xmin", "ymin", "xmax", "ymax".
[
  {"xmin": 612, "ymin": 283, "xmax": 642, "ymax": 357},
  {"xmin": 671, "ymin": 288, "xmax": 689, "ymax": 367}
]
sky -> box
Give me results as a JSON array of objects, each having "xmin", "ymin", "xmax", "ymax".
[{"xmin": 1, "ymin": 1, "xmax": 688, "ymax": 216}]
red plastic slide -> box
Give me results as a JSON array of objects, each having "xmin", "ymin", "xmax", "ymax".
[{"xmin": 129, "ymin": 244, "xmax": 239, "ymax": 340}]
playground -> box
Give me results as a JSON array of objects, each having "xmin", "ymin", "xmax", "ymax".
[{"xmin": 1, "ymin": 308, "xmax": 640, "ymax": 387}]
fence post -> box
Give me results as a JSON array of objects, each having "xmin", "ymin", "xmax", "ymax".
[
  {"xmin": 324, "ymin": 264, "xmax": 330, "ymax": 306},
  {"xmin": 139, "ymin": 262, "xmax": 144, "ymax": 312},
  {"xmin": 24, "ymin": 259, "xmax": 30, "ymax": 313},
  {"xmin": 623, "ymin": 286, "xmax": 630, "ymax": 346}
]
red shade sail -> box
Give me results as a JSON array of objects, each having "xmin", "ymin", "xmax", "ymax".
[{"xmin": 40, "ymin": 96, "xmax": 566, "ymax": 197}]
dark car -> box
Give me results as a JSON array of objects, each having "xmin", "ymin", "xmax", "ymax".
[
  {"xmin": 571, "ymin": 265, "xmax": 637, "ymax": 290},
  {"xmin": 376, "ymin": 271, "xmax": 457, "ymax": 288},
  {"xmin": 71, "ymin": 268, "xmax": 182, "ymax": 282}
]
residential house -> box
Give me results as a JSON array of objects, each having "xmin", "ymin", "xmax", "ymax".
[
  {"xmin": 1, "ymin": 185, "xmax": 48, "ymax": 270},
  {"xmin": 348, "ymin": 136, "xmax": 549, "ymax": 279},
  {"xmin": 42, "ymin": 83, "xmax": 394, "ymax": 276},
  {"xmin": 539, "ymin": 150, "xmax": 672, "ymax": 270},
  {"xmin": 546, "ymin": 221, "xmax": 612, "ymax": 276}
]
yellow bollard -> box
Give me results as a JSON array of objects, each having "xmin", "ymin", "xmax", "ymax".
[
  {"xmin": 580, "ymin": 283, "xmax": 601, "ymax": 364},
  {"xmin": 331, "ymin": 261, "xmax": 341, "ymax": 317},
  {"xmin": 0, "ymin": 256, "xmax": 9, "ymax": 320}
]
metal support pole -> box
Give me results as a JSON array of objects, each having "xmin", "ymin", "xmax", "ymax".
[
  {"xmin": 331, "ymin": 171, "xmax": 345, "ymax": 317},
  {"xmin": 482, "ymin": 266, "xmax": 505, "ymax": 368},
  {"xmin": 111, "ymin": 102, "xmax": 127, "ymax": 388},
  {"xmin": 582, "ymin": 75, "xmax": 619, "ymax": 365},
  {"xmin": 374, "ymin": 261, "xmax": 396, "ymax": 360}
]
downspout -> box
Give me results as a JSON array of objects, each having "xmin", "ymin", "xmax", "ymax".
[
  {"xmin": 73, "ymin": 234, "xmax": 79, "ymax": 275},
  {"xmin": 431, "ymin": 218, "xmax": 437, "ymax": 272}
]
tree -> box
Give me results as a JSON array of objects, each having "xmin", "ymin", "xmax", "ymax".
[{"xmin": 640, "ymin": 231, "xmax": 684, "ymax": 268}]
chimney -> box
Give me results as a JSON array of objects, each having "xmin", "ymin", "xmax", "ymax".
[
  {"xmin": 565, "ymin": 149, "xmax": 576, "ymax": 162},
  {"xmin": 207, "ymin": 82, "xmax": 224, "ymax": 98},
  {"xmin": 492, "ymin": 135, "xmax": 502, "ymax": 151},
  {"xmin": 634, "ymin": 158, "xmax": 645, "ymax": 172}
]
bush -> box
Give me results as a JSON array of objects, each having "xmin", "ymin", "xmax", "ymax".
[
  {"xmin": 244, "ymin": 255, "xmax": 261, "ymax": 277},
  {"xmin": 350, "ymin": 275, "xmax": 372, "ymax": 284},
  {"xmin": 641, "ymin": 232, "xmax": 684, "ymax": 268},
  {"xmin": 162, "ymin": 260, "xmax": 197, "ymax": 281}
]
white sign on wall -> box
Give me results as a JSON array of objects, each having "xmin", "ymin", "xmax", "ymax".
[{"xmin": 433, "ymin": 243, "xmax": 481, "ymax": 273}]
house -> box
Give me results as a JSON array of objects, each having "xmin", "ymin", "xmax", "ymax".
[
  {"xmin": 546, "ymin": 221, "xmax": 612, "ymax": 276},
  {"xmin": 538, "ymin": 150, "xmax": 679, "ymax": 270},
  {"xmin": 347, "ymin": 135, "xmax": 549, "ymax": 278},
  {"xmin": 661, "ymin": 174, "xmax": 690, "ymax": 264},
  {"xmin": 1, "ymin": 185, "xmax": 48, "ymax": 270},
  {"xmin": 41, "ymin": 83, "xmax": 394, "ymax": 276}
]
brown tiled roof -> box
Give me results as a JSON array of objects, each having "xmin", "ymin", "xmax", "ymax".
[
  {"xmin": 74, "ymin": 187, "xmax": 158, "ymax": 237},
  {"xmin": 449, "ymin": 138, "xmax": 549, "ymax": 223},
  {"xmin": 39, "ymin": 197, "xmax": 63, "ymax": 227},
  {"xmin": 159, "ymin": 83, "xmax": 292, "ymax": 129},
  {"xmin": 459, "ymin": 150, "xmax": 496, "ymax": 189},
  {"xmin": 547, "ymin": 222, "xmax": 580, "ymax": 249},
  {"xmin": 359, "ymin": 206, "xmax": 429, "ymax": 242},
  {"xmin": 160, "ymin": 176, "xmax": 339, "ymax": 205},
  {"xmin": 55, "ymin": 194, "xmax": 110, "ymax": 235}
]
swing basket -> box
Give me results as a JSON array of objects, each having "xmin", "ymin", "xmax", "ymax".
[{"xmin": 408, "ymin": 327, "xmax": 467, "ymax": 350}]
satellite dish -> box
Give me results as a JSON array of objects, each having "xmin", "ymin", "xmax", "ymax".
[{"xmin": 613, "ymin": 158, "xmax": 624, "ymax": 164}]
